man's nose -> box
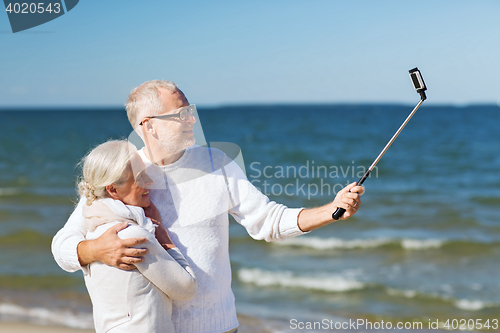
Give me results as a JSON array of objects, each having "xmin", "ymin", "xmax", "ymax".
[{"xmin": 185, "ymin": 111, "xmax": 197, "ymax": 124}]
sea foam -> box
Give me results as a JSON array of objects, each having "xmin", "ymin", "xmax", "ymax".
[
  {"xmin": 387, "ymin": 289, "xmax": 497, "ymax": 312},
  {"xmin": 0, "ymin": 187, "xmax": 22, "ymax": 196},
  {"xmin": 0, "ymin": 303, "xmax": 93, "ymax": 329},
  {"xmin": 454, "ymin": 299, "xmax": 493, "ymax": 311},
  {"xmin": 275, "ymin": 236, "xmax": 391, "ymax": 250},
  {"xmin": 401, "ymin": 238, "xmax": 443, "ymax": 250},
  {"xmin": 275, "ymin": 236, "xmax": 445, "ymax": 251},
  {"xmin": 238, "ymin": 268, "xmax": 365, "ymax": 292}
]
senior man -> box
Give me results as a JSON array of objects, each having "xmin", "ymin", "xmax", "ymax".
[{"xmin": 52, "ymin": 80, "xmax": 364, "ymax": 333}]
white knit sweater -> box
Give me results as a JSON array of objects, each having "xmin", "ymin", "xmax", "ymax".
[
  {"xmin": 52, "ymin": 146, "xmax": 305, "ymax": 333},
  {"xmin": 82, "ymin": 198, "xmax": 196, "ymax": 333}
]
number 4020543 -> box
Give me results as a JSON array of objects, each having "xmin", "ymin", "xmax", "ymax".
[
  {"xmin": 443, "ymin": 319, "xmax": 498, "ymax": 330},
  {"xmin": 5, "ymin": 2, "xmax": 62, "ymax": 14}
]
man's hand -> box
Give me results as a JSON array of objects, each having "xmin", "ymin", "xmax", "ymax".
[
  {"xmin": 77, "ymin": 222, "xmax": 148, "ymax": 270},
  {"xmin": 330, "ymin": 182, "xmax": 365, "ymax": 220},
  {"xmin": 297, "ymin": 182, "xmax": 365, "ymax": 232}
]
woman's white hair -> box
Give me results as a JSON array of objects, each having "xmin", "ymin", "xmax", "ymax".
[
  {"xmin": 78, "ymin": 140, "xmax": 137, "ymax": 205},
  {"xmin": 125, "ymin": 80, "xmax": 178, "ymax": 129}
]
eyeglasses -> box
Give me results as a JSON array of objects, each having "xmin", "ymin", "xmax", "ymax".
[{"xmin": 139, "ymin": 105, "xmax": 196, "ymax": 126}]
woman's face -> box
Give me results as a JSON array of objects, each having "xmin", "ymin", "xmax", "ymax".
[{"xmin": 110, "ymin": 153, "xmax": 153, "ymax": 207}]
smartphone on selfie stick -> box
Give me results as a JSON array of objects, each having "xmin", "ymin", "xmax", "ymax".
[{"xmin": 332, "ymin": 67, "xmax": 427, "ymax": 220}]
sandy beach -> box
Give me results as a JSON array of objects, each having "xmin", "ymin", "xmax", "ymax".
[
  {"xmin": 0, "ymin": 314, "xmax": 274, "ymax": 333},
  {"xmin": 0, "ymin": 317, "xmax": 464, "ymax": 333},
  {"xmin": 0, "ymin": 321, "xmax": 94, "ymax": 333}
]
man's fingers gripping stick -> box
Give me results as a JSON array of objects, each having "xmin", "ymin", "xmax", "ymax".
[{"xmin": 332, "ymin": 67, "xmax": 428, "ymax": 220}]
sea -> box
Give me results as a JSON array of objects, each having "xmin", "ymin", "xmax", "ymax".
[{"xmin": 0, "ymin": 104, "xmax": 499, "ymax": 332}]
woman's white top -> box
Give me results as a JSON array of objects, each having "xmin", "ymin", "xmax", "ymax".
[{"xmin": 83, "ymin": 198, "xmax": 196, "ymax": 333}]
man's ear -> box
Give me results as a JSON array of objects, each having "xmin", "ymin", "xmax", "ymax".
[
  {"xmin": 106, "ymin": 184, "xmax": 120, "ymax": 200},
  {"xmin": 143, "ymin": 120, "xmax": 156, "ymax": 134},
  {"xmin": 142, "ymin": 120, "xmax": 160, "ymax": 142}
]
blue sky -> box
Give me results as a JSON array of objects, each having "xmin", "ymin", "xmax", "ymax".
[{"xmin": 1, "ymin": 0, "xmax": 499, "ymax": 107}]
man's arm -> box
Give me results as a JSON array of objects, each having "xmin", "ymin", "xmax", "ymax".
[
  {"xmin": 297, "ymin": 182, "xmax": 364, "ymax": 232},
  {"xmin": 51, "ymin": 197, "xmax": 149, "ymax": 272},
  {"xmin": 222, "ymin": 152, "xmax": 364, "ymax": 239},
  {"xmin": 77, "ymin": 223, "xmax": 149, "ymax": 270}
]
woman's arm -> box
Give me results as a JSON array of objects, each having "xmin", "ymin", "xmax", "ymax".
[{"xmin": 118, "ymin": 225, "xmax": 197, "ymax": 301}]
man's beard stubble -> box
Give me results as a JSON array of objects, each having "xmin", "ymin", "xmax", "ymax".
[{"xmin": 156, "ymin": 131, "xmax": 196, "ymax": 158}]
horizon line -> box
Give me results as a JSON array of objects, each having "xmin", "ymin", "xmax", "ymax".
[{"xmin": 1, "ymin": 101, "xmax": 499, "ymax": 111}]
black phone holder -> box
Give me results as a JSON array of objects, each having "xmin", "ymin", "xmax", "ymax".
[{"xmin": 409, "ymin": 67, "xmax": 427, "ymax": 101}]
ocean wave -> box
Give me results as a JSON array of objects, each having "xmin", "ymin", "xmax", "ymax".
[
  {"xmin": 0, "ymin": 188, "xmax": 23, "ymax": 196},
  {"xmin": 401, "ymin": 238, "xmax": 443, "ymax": 250},
  {"xmin": 0, "ymin": 230, "xmax": 53, "ymax": 248},
  {"xmin": 471, "ymin": 196, "xmax": 500, "ymax": 206},
  {"xmin": 275, "ymin": 236, "xmax": 445, "ymax": 251},
  {"xmin": 237, "ymin": 267, "xmax": 365, "ymax": 292},
  {"xmin": 0, "ymin": 303, "xmax": 93, "ymax": 329},
  {"xmin": 387, "ymin": 288, "xmax": 419, "ymax": 298},
  {"xmin": 387, "ymin": 288, "xmax": 498, "ymax": 312},
  {"xmin": 454, "ymin": 299, "xmax": 496, "ymax": 311},
  {"xmin": 275, "ymin": 236, "xmax": 392, "ymax": 250},
  {"xmin": 0, "ymin": 274, "xmax": 83, "ymax": 290},
  {"xmin": 0, "ymin": 187, "xmax": 74, "ymax": 198}
]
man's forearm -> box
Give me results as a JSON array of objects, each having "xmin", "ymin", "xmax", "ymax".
[
  {"xmin": 76, "ymin": 223, "xmax": 149, "ymax": 270},
  {"xmin": 297, "ymin": 183, "xmax": 364, "ymax": 232},
  {"xmin": 51, "ymin": 197, "xmax": 89, "ymax": 272},
  {"xmin": 76, "ymin": 239, "xmax": 97, "ymax": 266},
  {"xmin": 297, "ymin": 205, "xmax": 333, "ymax": 232}
]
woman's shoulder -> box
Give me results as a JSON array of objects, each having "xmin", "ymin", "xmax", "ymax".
[
  {"xmin": 86, "ymin": 221, "xmax": 123, "ymax": 240},
  {"xmin": 87, "ymin": 222, "xmax": 154, "ymax": 240},
  {"xmin": 117, "ymin": 223, "xmax": 155, "ymax": 240}
]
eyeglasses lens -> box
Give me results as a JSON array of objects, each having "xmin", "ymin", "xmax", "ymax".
[{"xmin": 180, "ymin": 106, "xmax": 193, "ymax": 121}]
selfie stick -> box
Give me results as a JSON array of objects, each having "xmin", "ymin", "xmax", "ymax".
[{"xmin": 332, "ymin": 67, "xmax": 427, "ymax": 220}]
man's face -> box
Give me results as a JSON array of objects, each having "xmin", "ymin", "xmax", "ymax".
[{"xmin": 150, "ymin": 88, "xmax": 197, "ymax": 155}]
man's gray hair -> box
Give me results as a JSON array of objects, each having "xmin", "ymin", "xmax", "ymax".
[{"xmin": 125, "ymin": 80, "xmax": 178, "ymax": 128}]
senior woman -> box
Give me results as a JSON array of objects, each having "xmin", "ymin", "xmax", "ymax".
[{"xmin": 76, "ymin": 139, "xmax": 196, "ymax": 333}]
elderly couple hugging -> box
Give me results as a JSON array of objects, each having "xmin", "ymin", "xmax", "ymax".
[{"xmin": 51, "ymin": 80, "xmax": 364, "ymax": 333}]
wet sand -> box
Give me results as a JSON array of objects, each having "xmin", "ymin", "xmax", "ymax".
[
  {"xmin": 0, "ymin": 322, "xmax": 94, "ymax": 333},
  {"xmin": 0, "ymin": 314, "xmax": 273, "ymax": 333}
]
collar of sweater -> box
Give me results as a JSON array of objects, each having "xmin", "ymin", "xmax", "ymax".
[{"xmin": 138, "ymin": 146, "xmax": 200, "ymax": 170}]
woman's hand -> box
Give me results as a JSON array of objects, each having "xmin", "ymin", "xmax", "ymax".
[
  {"xmin": 143, "ymin": 202, "xmax": 176, "ymax": 250},
  {"xmin": 154, "ymin": 222, "xmax": 176, "ymax": 250},
  {"xmin": 144, "ymin": 202, "xmax": 161, "ymax": 225}
]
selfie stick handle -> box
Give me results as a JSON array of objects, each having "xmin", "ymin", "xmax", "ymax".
[{"xmin": 332, "ymin": 97, "xmax": 425, "ymax": 220}]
